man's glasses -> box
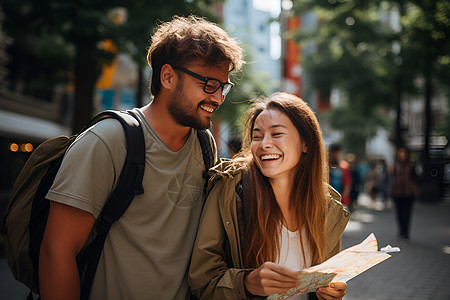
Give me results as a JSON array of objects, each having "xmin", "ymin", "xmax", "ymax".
[{"xmin": 172, "ymin": 66, "xmax": 234, "ymax": 97}]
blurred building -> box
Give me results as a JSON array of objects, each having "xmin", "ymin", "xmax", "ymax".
[
  {"xmin": 213, "ymin": 0, "xmax": 281, "ymax": 157},
  {"xmin": 279, "ymin": 4, "xmax": 328, "ymax": 112},
  {"xmin": 279, "ymin": 7, "xmax": 338, "ymax": 147},
  {"xmin": 280, "ymin": 14, "xmax": 302, "ymax": 97},
  {"xmin": 223, "ymin": 0, "xmax": 280, "ymax": 91},
  {"xmin": 398, "ymin": 90, "xmax": 449, "ymax": 199},
  {"xmin": 95, "ymin": 40, "xmax": 149, "ymax": 112},
  {"xmin": 0, "ymin": 6, "xmax": 70, "ymax": 206},
  {"xmin": 0, "ymin": 6, "xmax": 146, "ymax": 207}
]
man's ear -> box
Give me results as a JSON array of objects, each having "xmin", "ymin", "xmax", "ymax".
[{"xmin": 160, "ymin": 64, "xmax": 176, "ymax": 90}]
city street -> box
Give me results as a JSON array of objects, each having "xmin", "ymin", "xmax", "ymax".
[
  {"xmin": 1, "ymin": 194, "xmax": 449, "ymax": 299},
  {"xmin": 342, "ymin": 194, "xmax": 450, "ymax": 300},
  {"xmin": 1, "ymin": 0, "xmax": 449, "ymax": 299}
]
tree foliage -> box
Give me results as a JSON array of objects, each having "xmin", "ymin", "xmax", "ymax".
[
  {"xmin": 398, "ymin": 0, "xmax": 450, "ymax": 139},
  {"xmin": 293, "ymin": 0, "xmax": 450, "ymax": 159},
  {"xmin": 2, "ymin": 0, "xmax": 223, "ymax": 132},
  {"xmin": 293, "ymin": 1, "xmax": 399, "ymax": 144}
]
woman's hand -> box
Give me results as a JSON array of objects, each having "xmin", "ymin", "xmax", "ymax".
[
  {"xmin": 244, "ymin": 262, "xmax": 300, "ymax": 296},
  {"xmin": 316, "ymin": 282, "xmax": 347, "ymax": 300}
]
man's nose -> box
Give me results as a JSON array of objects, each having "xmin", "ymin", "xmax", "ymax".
[{"xmin": 210, "ymin": 88, "xmax": 225, "ymax": 106}]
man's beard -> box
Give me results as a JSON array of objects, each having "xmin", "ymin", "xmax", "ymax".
[{"xmin": 167, "ymin": 80, "xmax": 212, "ymax": 130}]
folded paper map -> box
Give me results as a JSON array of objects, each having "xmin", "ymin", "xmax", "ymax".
[{"xmin": 268, "ymin": 233, "xmax": 400, "ymax": 300}]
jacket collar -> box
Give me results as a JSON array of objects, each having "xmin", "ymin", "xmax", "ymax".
[{"xmin": 211, "ymin": 158, "xmax": 350, "ymax": 259}]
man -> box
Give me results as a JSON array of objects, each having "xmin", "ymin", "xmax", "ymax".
[
  {"xmin": 328, "ymin": 143, "xmax": 351, "ymax": 205},
  {"xmin": 39, "ymin": 15, "xmax": 244, "ymax": 300}
]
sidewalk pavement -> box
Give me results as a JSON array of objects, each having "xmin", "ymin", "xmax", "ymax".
[
  {"xmin": 341, "ymin": 194, "xmax": 450, "ymax": 300},
  {"xmin": 1, "ymin": 194, "xmax": 449, "ymax": 299},
  {"xmin": 0, "ymin": 258, "xmax": 29, "ymax": 300}
]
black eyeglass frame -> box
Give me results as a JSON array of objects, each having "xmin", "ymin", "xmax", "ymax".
[{"xmin": 171, "ymin": 66, "xmax": 234, "ymax": 96}]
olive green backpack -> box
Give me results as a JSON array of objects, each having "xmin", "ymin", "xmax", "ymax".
[{"xmin": 1, "ymin": 111, "xmax": 146, "ymax": 300}]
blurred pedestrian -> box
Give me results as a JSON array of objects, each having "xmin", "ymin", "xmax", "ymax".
[
  {"xmin": 189, "ymin": 92, "xmax": 349, "ymax": 300},
  {"xmin": 39, "ymin": 15, "xmax": 244, "ymax": 300},
  {"xmin": 364, "ymin": 161, "xmax": 380, "ymax": 209},
  {"xmin": 345, "ymin": 153, "xmax": 361, "ymax": 213},
  {"xmin": 392, "ymin": 146, "xmax": 418, "ymax": 241},
  {"xmin": 328, "ymin": 143, "xmax": 351, "ymax": 206},
  {"xmin": 376, "ymin": 159, "xmax": 390, "ymax": 210}
]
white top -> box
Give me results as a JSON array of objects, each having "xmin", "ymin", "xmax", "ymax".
[{"xmin": 277, "ymin": 226, "xmax": 311, "ymax": 300}]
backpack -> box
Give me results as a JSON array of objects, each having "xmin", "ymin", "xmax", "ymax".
[{"xmin": 1, "ymin": 110, "xmax": 214, "ymax": 300}]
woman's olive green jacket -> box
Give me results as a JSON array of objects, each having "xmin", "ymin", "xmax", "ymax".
[{"xmin": 189, "ymin": 160, "xmax": 350, "ymax": 300}]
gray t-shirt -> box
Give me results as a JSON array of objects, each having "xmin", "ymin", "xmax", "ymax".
[{"xmin": 46, "ymin": 108, "xmax": 217, "ymax": 300}]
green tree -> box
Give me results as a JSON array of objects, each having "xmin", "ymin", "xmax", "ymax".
[
  {"xmin": 395, "ymin": 0, "xmax": 450, "ymax": 172},
  {"xmin": 3, "ymin": 0, "xmax": 222, "ymax": 133},
  {"xmin": 292, "ymin": 0, "xmax": 450, "ymax": 166},
  {"xmin": 2, "ymin": 1, "xmax": 72, "ymax": 101},
  {"xmin": 293, "ymin": 0, "xmax": 399, "ymax": 156}
]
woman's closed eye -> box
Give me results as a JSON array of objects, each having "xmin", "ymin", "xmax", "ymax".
[
  {"xmin": 272, "ymin": 132, "xmax": 285, "ymax": 137},
  {"xmin": 253, "ymin": 132, "xmax": 285, "ymax": 140}
]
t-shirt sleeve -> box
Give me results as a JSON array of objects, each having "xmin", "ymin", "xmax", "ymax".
[{"xmin": 46, "ymin": 119, "xmax": 126, "ymax": 219}]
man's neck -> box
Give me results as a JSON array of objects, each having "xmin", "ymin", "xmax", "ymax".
[{"xmin": 142, "ymin": 101, "xmax": 191, "ymax": 151}]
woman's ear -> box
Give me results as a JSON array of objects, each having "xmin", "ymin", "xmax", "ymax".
[
  {"xmin": 160, "ymin": 64, "xmax": 176, "ymax": 90},
  {"xmin": 303, "ymin": 141, "xmax": 308, "ymax": 154}
]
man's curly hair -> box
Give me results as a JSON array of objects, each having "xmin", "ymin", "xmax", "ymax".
[{"xmin": 147, "ymin": 15, "xmax": 244, "ymax": 96}]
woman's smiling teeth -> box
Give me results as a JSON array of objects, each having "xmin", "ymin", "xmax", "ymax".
[
  {"xmin": 201, "ymin": 105, "xmax": 215, "ymax": 113},
  {"xmin": 261, "ymin": 154, "xmax": 281, "ymax": 161}
]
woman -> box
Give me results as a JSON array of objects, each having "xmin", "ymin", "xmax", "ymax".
[
  {"xmin": 189, "ymin": 92, "xmax": 350, "ymax": 300},
  {"xmin": 392, "ymin": 146, "xmax": 418, "ymax": 241}
]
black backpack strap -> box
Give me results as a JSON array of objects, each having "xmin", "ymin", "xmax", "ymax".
[
  {"xmin": 76, "ymin": 110, "xmax": 145, "ymax": 300},
  {"xmin": 236, "ymin": 181, "xmax": 243, "ymax": 202},
  {"xmin": 196, "ymin": 130, "xmax": 214, "ymax": 180},
  {"xmin": 238, "ymin": 170, "xmax": 251, "ymax": 230}
]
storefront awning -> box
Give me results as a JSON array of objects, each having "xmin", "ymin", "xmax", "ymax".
[{"xmin": 0, "ymin": 110, "xmax": 70, "ymax": 142}]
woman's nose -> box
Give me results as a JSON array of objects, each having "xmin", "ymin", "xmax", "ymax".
[{"xmin": 260, "ymin": 136, "xmax": 273, "ymax": 149}]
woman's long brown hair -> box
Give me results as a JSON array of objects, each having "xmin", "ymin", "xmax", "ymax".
[{"xmin": 237, "ymin": 92, "xmax": 328, "ymax": 267}]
